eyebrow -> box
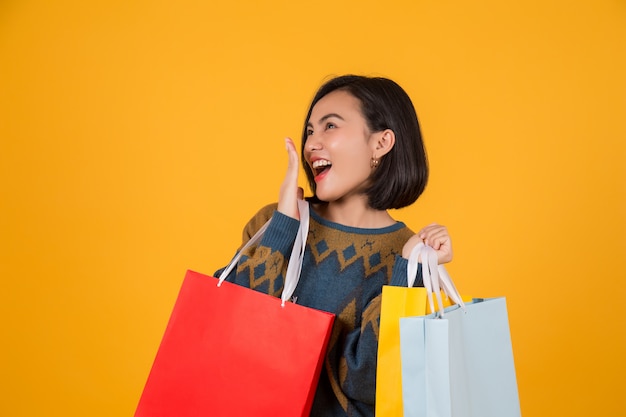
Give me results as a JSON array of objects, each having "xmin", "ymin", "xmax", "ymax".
[{"xmin": 306, "ymin": 113, "xmax": 345, "ymax": 128}]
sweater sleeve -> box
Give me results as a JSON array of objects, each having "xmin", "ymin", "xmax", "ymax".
[
  {"xmin": 389, "ymin": 255, "xmax": 424, "ymax": 287},
  {"xmin": 336, "ymin": 255, "xmax": 424, "ymax": 408},
  {"xmin": 214, "ymin": 203, "xmax": 300, "ymax": 297}
]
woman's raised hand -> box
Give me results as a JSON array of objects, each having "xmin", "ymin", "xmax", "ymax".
[
  {"xmin": 402, "ymin": 223, "xmax": 453, "ymax": 264},
  {"xmin": 277, "ymin": 137, "xmax": 303, "ymax": 219}
]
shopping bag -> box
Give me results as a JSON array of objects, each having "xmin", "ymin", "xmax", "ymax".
[
  {"xmin": 399, "ymin": 298, "xmax": 521, "ymax": 417},
  {"xmin": 375, "ymin": 243, "xmax": 465, "ymax": 417},
  {"xmin": 135, "ymin": 201, "xmax": 335, "ymax": 417}
]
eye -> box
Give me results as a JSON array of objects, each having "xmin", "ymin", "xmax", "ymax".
[
  {"xmin": 306, "ymin": 128, "xmax": 314, "ymax": 137},
  {"xmin": 325, "ymin": 122, "xmax": 336, "ymax": 130}
]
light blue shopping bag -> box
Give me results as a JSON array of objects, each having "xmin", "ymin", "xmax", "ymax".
[{"xmin": 399, "ymin": 298, "xmax": 521, "ymax": 417}]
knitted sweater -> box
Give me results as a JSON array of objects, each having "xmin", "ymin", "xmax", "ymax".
[{"xmin": 217, "ymin": 202, "xmax": 423, "ymax": 417}]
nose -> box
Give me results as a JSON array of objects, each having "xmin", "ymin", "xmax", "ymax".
[{"xmin": 305, "ymin": 133, "xmax": 323, "ymax": 152}]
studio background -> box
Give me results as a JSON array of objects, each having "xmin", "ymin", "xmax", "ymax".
[{"xmin": 1, "ymin": 1, "xmax": 624, "ymax": 416}]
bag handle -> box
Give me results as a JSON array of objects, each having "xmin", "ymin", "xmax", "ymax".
[
  {"xmin": 407, "ymin": 243, "xmax": 465, "ymax": 317},
  {"xmin": 216, "ymin": 200, "xmax": 310, "ymax": 307},
  {"xmin": 281, "ymin": 200, "xmax": 309, "ymax": 306}
]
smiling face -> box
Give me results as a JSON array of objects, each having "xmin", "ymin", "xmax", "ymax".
[
  {"xmin": 301, "ymin": 75, "xmax": 427, "ymax": 211},
  {"xmin": 303, "ymin": 89, "xmax": 380, "ymax": 205}
]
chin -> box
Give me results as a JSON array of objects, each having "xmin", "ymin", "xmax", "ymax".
[
  {"xmin": 313, "ymin": 193, "xmax": 331, "ymax": 203},
  {"xmin": 313, "ymin": 192, "xmax": 347, "ymax": 204}
]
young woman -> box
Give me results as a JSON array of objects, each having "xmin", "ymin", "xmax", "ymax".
[{"xmin": 217, "ymin": 75, "xmax": 452, "ymax": 417}]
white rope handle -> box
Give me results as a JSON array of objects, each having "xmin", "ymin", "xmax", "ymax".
[
  {"xmin": 281, "ymin": 200, "xmax": 309, "ymax": 306},
  {"xmin": 407, "ymin": 242, "xmax": 465, "ymax": 317},
  {"xmin": 216, "ymin": 220, "xmax": 270, "ymax": 286},
  {"xmin": 216, "ymin": 200, "xmax": 310, "ymax": 307}
]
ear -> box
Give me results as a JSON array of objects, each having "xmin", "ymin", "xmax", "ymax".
[{"xmin": 371, "ymin": 129, "xmax": 396, "ymax": 158}]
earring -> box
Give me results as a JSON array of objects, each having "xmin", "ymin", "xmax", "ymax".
[{"xmin": 370, "ymin": 157, "xmax": 380, "ymax": 168}]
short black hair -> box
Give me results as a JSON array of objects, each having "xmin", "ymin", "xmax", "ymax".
[{"xmin": 300, "ymin": 75, "xmax": 429, "ymax": 210}]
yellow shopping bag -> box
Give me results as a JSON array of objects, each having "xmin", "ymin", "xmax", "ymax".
[{"xmin": 375, "ymin": 287, "xmax": 456, "ymax": 417}]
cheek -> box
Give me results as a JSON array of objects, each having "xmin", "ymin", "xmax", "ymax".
[{"xmin": 336, "ymin": 152, "xmax": 373, "ymax": 181}]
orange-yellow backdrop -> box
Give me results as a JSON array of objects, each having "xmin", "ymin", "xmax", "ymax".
[{"xmin": 1, "ymin": 0, "xmax": 624, "ymax": 416}]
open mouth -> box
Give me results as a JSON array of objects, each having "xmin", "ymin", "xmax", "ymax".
[{"xmin": 312, "ymin": 159, "xmax": 332, "ymax": 177}]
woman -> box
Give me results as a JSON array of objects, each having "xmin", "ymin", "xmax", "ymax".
[{"xmin": 218, "ymin": 75, "xmax": 452, "ymax": 417}]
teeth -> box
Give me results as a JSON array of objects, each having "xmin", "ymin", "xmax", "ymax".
[{"xmin": 312, "ymin": 160, "xmax": 332, "ymax": 169}]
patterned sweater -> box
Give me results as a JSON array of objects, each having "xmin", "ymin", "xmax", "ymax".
[{"xmin": 217, "ymin": 202, "xmax": 423, "ymax": 417}]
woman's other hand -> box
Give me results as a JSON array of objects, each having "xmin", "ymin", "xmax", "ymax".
[{"xmin": 402, "ymin": 223, "xmax": 453, "ymax": 264}]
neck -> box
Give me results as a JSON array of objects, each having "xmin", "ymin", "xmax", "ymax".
[{"xmin": 313, "ymin": 197, "xmax": 395, "ymax": 228}]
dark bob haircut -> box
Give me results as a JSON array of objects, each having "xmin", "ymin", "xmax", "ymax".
[{"xmin": 300, "ymin": 75, "xmax": 429, "ymax": 210}]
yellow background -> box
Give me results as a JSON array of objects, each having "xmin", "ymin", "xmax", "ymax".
[{"xmin": 1, "ymin": 0, "xmax": 624, "ymax": 415}]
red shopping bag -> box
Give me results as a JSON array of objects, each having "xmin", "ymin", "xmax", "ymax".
[
  {"xmin": 135, "ymin": 269, "xmax": 335, "ymax": 417},
  {"xmin": 135, "ymin": 201, "xmax": 334, "ymax": 416}
]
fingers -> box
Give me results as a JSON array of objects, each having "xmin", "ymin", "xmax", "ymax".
[
  {"xmin": 402, "ymin": 234, "xmax": 426, "ymax": 260},
  {"xmin": 417, "ymin": 223, "xmax": 453, "ymax": 264},
  {"xmin": 278, "ymin": 138, "xmax": 300, "ymax": 219},
  {"xmin": 418, "ymin": 223, "xmax": 447, "ymax": 249},
  {"xmin": 285, "ymin": 137, "xmax": 299, "ymax": 180}
]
